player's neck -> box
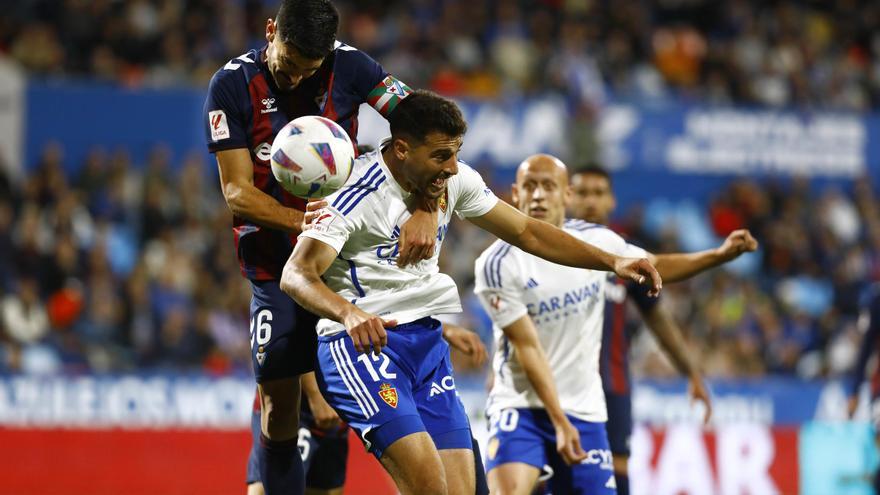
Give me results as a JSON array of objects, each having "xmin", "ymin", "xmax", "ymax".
[{"xmin": 381, "ymin": 147, "xmax": 415, "ymax": 194}]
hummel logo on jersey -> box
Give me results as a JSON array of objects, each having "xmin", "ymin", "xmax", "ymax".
[
  {"xmin": 260, "ymin": 98, "xmax": 277, "ymax": 114},
  {"xmin": 429, "ymin": 376, "xmax": 456, "ymax": 397},
  {"xmin": 524, "ymin": 278, "xmax": 539, "ymax": 289}
]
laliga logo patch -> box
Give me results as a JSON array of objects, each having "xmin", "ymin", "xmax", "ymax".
[
  {"xmin": 378, "ymin": 383, "xmax": 398, "ymax": 408},
  {"xmin": 490, "ymin": 295, "xmax": 503, "ymax": 311}
]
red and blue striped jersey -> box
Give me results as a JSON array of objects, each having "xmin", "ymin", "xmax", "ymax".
[
  {"xmin": 204, "ymin": 42, "xmax": 411, "ymax": 280},
  {"xmin": 600, "ymin": 276, "xmax": 660, "ymax": 395}
]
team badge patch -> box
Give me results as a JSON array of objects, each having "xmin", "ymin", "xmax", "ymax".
[
  {"xmin": 256, "ymin": 345, "xmax": 266, "ymax": 366},
  {"xmin": 488, "ymin": 437, "xmax": 500, "ymax": 460},
  {"xmin": 438, "ymin": 190, "xmax": 448, "ymax": 213},
  {"xmin": 378, "ymin": 383, "xmax": 398, "ymax": 408}
]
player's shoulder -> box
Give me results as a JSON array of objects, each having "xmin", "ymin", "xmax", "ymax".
[
  {"xmin": 564, "ymin": 219, "xmax": 628, "ymax": 249},
  {"xmin": 209, "ymin": 49, "xmax": 262, "ymax": 90},
  {"xmin": 475, "ymin": 239, "xmax": 514, "ymax": 270},
  {"xmin": 330, "ymin": 41, "xmax": 382, "ymax": 73},
  {"xmin": 328, "ymin": 151, "xmax": 385, "ymax": 215}
]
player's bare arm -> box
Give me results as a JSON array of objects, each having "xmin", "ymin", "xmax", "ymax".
[
  {"xmin": 639, "ymin": 303, "xmax": 712, "ymax": 424},
  {"xmin": 216, "ymin": 148, "xmax": 305, "ymax": 234},
  {"xmin": 397, "ymin": 196, "xmax": 439, "ymax": 267},
  {"xmin": 502, "ymin": 315, "xmax": 587, "ymax": 465},
  {"xmin": 442, "ymin": 323, "xmax": 489, "ymax": 367},
  {"xmin": 300, "ymin": 371, "xmax": 341, "ymax": 430},
  {"xmin": 650, "ymin": 229, "xmax": 758, "ymax": 283},
  {"xmin": 469, "ymin": 200, "xmax": 663, "ymax": 295},
  {"xmin": 280, "ymin": 237, "xmax": 395, "ymax": 355}
]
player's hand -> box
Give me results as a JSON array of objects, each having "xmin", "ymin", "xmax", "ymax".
[
  {"xmin": 442, "ymin": 324, "xmax": 489, "ymax": 367},
  {"xmin": 300, "ymin": 199, "xmax": 329, "ymax": 232},
  {"xmin": 688, "ymin": 375, "xmax": 713, "ymax": 425},
  {"xmin": 398, "ymin": 203, "xmax": 438, "ymax": 267},
  {"xmin": 306, "ymin": 388, "xmax": 343, "ymax": 431},
  {"xmin": 554, "ymin": 418, "xmax": 588, "ymax": 465},
  {"xmin": 848, "ymin": 395, "xmax": 859, "ymax": 419},
  {"xmin": 716, "ymin": 229, "xmax": 758, "ymax": 261},
  {"xmin": 614, "ymin": 257, "xmax": 662, "ymax": 297},
  {"xmin": 343, "ymin": 308, "xmax": 396, "ymax": 355}
]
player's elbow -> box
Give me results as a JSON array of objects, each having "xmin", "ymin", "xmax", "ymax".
[
  {"xmin": 279, "ymin": 263, "xmax": 301, "ymax": 300},
  {"xmin": 222, "ymin": 181, "xmax": 249, "ymax": 216}
]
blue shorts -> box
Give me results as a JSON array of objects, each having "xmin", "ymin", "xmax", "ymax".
[
  {"xmin": 315, "ymin": 317, "xmax": 472, "ymax": 459},
  {"xmin": 245, "ymin": 400, "xmax": 350, "ymax": 489},
  {"xmin": 485, "ymin": 408, "xmax": 616, "ymax": 495},
  {"xmin": 604, "ymin": 391, "xmax": 633, "ymax": 456},
  {"xmin": 249, "ymin": 280, "xmax": 319, "ymax": 381}
]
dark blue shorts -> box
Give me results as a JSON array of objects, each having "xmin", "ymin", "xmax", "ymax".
[
  {"xmin": 245, "ymin": 402, "xmax": 350, "ymax": 489},
  {"xmin": 249, "ymin": 280, "xmax": 319, "ymax": 381},
  {"xmin": 315, "ymin": 317, "xmax": 472, "ymax": 459},
  {"xmin": 604, "ymin": 390, "xmax": 633, "ymax": 456},
  {"xmin": 485, "ymin": 408, "xmax": 616, "ymax": 495}
]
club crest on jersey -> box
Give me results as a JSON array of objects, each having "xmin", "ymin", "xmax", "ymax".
[
  {"xmin": 378, "ymin": 383, "xmax": 398, "ymax": 408},
  {"xmin": 438, "ymin": 190, "xmax": 448, "ymax": 213},
  {"xmin": 256, "ymin": 346, "xmax": 266, "ymax": 366}
]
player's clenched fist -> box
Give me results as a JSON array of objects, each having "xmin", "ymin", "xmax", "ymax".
[
  {"xmin": 613, "ymin": 257, "xmax": 662, "ymax": 297},
  {"xmin": 342, "ymin": 308, "xmax": 395, "ymax": 355},
  {"xmin": 300, "ymin": 199, "xmax": 329, "ymax": 233},
  {"xmin": 716, "ymin": 229, "xmax": 759, "ymax": 261}
]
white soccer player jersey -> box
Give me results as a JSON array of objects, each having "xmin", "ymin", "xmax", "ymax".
[
  {"xmin": 474, "ymin": 219, "xmax": 647, "ymax": 423},
  {"xmin": 300, "ymin": 147, "xmax": 498, "ymax": 336}
]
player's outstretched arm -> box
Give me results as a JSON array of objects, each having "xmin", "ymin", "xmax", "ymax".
[
  {"xmin": 216, "ymin": 148, "xmax": 305, "ymax": 234},
  {"xmin": 502, "ymin": 315, "xmax": 587, "ymax": 465},
  {"xmin": 468, "ymin": 201, "xmax": 662, "ymax": 295},
  {"xmin": 300, "ymin": 371, "xmax": 341, "ymax": 430},
  {"xmin": 640, "ymin": 303, "xmax": 712, "ymax": 424},
  {"xmin": 280, "ymin": 237, "xmax": 395, "ymax": 355},
  {"xmin": 650, "ymin": 229, "xmax": 758, "ymax": 283}
]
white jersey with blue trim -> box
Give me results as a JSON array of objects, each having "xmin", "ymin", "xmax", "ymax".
[
  {"xmin": 474, "ymin": 219, "xmax": 647, "ymax": 422},
  {"xmin": 300, "ymin": 147, "xmax": 499, "ymax": 337}
]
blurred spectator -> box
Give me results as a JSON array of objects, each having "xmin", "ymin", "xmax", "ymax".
[
  {"xmin": 2, "ymin": 277, "xmax": 49, "ymax": 345},
  {"xmin": 1, "ymin": 0, "xmax": 877, "ymax": 109}
]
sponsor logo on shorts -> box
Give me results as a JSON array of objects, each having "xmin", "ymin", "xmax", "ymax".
[
  {"xmin": 428, "ymin": 375, "xmax": 456, "ymax": 397},
  {"xmin": 605, "ymin": 475, "xmax": 617, "ymax": 489},
  {"xmin": 378, "ymin": 383, "xmax": 398, "ymax": 408},
  {"xmin": 581, "ymin": 449, "xmax": 613, "ymax": 470}
]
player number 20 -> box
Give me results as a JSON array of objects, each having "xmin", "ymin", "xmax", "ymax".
[{"xmin": 250, "ymin": 309, "xmax": 273, "ymax": 348}]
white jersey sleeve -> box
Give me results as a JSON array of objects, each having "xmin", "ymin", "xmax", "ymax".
[
  {"xmin": 297, "ymin": 203, "xmax": 360, "ymax": 255},
  {"xmin": 473, "ymin": 243, "xmax": 527, "ymax": 328},
  {"xmin": 452, "ymin": 163, "xmax": 498, "ymax": 219}
]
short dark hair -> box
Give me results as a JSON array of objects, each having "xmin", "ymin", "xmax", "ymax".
[
  {"xmin": 388, "ymin": 90, "xmax": 468, "ymax": 143},
  {"xmin": 276, "ymin": 0, "xmax": 339, "ymax": 60},
  {"xmin": 572, "ymin": 164, "xmax": 612, "ymax": 185}
]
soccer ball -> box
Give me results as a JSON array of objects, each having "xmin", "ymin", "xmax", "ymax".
[{"xmin": 270, "ymin": 116, "xmax": 355, "ymax": 198}]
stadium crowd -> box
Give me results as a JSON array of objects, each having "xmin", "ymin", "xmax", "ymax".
[
  {"xmin": 1, "ymin": 0, "xmax": 879, "ymax": 110},
  {"xmin": 0, "ymin": 0, "xmax": 878, "ymax": 382}
]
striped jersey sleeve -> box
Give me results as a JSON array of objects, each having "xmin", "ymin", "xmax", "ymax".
[{"xmin": 474, "ymin": 242, "xmax": 528, "ymax": 328}]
